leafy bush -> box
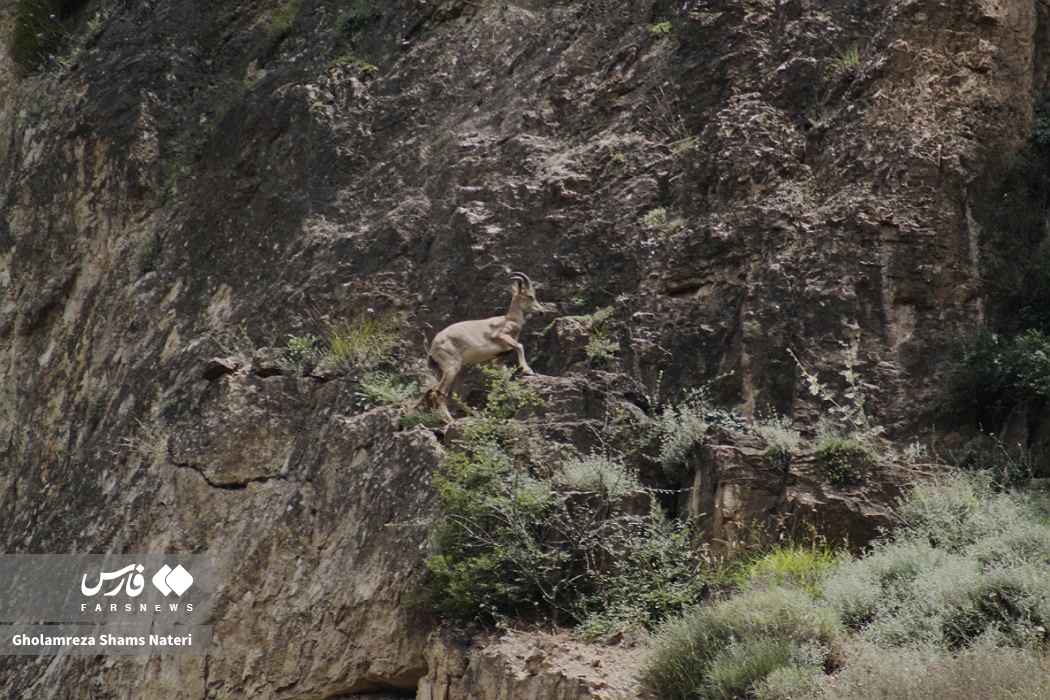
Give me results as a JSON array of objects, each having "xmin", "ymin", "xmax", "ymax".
[
  {"xmin": 791, "ymin": 347, "xmax": 884, "ymax": 444},
  {"xmin": 742, "ymin": 545, "xmax": 839, "ymax": 598},
  {"xmin": 339, "ymin": 0, "xmax": 374, "ymax": 36},
  {"xmin": 571, "ymin": 509, "xmax": 706, "ymax": 642},
  {"xmin": 641, "ymin": 587, "xmax": 842, "ymax": 700},
  {"xmin": 425, "ymin": 371, "xmax": 704, "ymax": 631},
  {"xmin": 643, "ymin": 474, "xmax": 1050, "ymax": 698},
  {"xmin": 948, "ymin": 328, "xmax": 1050, "ymax": 426},
  {"xmin": 277, "ymin": 334, "xmax": 319, "ymax": 374},
  {"xmin": 647, "ymin": 21, "xmax": 672, "ymax": 37},
  {"xmin": 356, "ymin": 371, "xmax": 417, "ymax": 408},
  {"xmin": 584, "ymin": 305, "xmax": 619, "ymax": 365},
  {"xmin": 950, "ymin": 433, "xmax": 1040, "ymax": 487},
  {"xmin": 815, "ymin": 438, "xmax": 876, "ymax": 487},
  {"xmin": 266, "ymin": 0, "xmax": 301, "ymax": 37},
  {"xmin": 399, "ymin": 408, "xmax": 447, "ymax": 430},
  {"xmin": 756, "ymin": 416, "xmax": 802, "ymax": 473},
  {"xmin": 821, "ymin": 473, "xmax": 1050, "ymax": 649},
  {"xmin": 651, "ymin": 386, "xmax": 747, "ymax": 480},
  {"xmin": 556, "ymin": 453, "xmax": 639, "ymax": 498},
  {"xmin": 322, "ymin": 311, "xmax": 399, "ymax": 373},
  {"xmin": 476, "ymin": 362, "xmax": 542, "ymax": 419},
  {"xmin": 823, "ymin": 639, "xmax": 1050, "ymax": 700}
]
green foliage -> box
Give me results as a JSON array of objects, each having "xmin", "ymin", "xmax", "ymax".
[
  {"xmin": 644, "ymin": 474, "xmax": 1050, "ymax": 698},
  {"xmin": 742, "ymin": 546, "xmax": 840, "ymax": 598},
  {"xmin": 790, "ymin": 347, "xmax": 883, "ymax": 445},
  {"xmin": 266, "ymin": 0, "xmax": 301, "ymax": 37},
  {"xmin": 277, "ymin": 334, "xmax": 319, "ymax": 374},
  {"xmin": 556, "ymin": 453, "xmax": 639, "ymax": 498},
  {"xmin": 424, "ymin": 370, "xmax": 704, "ymax": 631},
  {"xmin": 399, "ymin": 408, "xmax": 448, "ymax": 430},
  {"xmin": 756, "ymin": 416, "xmax": 802, "ymax": 473},
  {"xmin": 331, "ymin": 55, "xmax": 379, "ymax": 79},
  {"xmin": 476, "ymin": 362, "xmax": 542, "ymax": 419},
  {"xmin": 815, "ymin": 438, "xmax": 876, "ymax": 487},
  {"xmin": 823, "ymin": 640, "xmax": 1050, "ymax": 700},
  {"xmin": 650, "ymin": 385, "xmax": 747, "ymax": 481},
  {"xmin": 639, "ymin": 207, "xmax": 686, "ymax": 236},
  {"xmin": 339, "ymin": 0, "xmax": 374, "ymax": 36},
  {"xmin": 647, "ymin": 21, "xmax": 672, "ymax": 37},
  {"xmin": 950, "ymin": 434, "xmax": 1038, "ymax": 488},
  {"xmin": 833, "ymin": 44, "xmax": 863, "ymax": 78},
  {"xmin": 948, "ymin": 327, "xmax": 1050, "ymax": 427},
  {"xmin": 821, "ymin": 473, "xmax": 1050, "ymax": 650},
  {"xmin": 641, "ymin": 587, "xmax": 843, "ymax": 700},
  {"xmin": 322, "ymin": 311, "xmax": 400, "ymax": 373},
  {"xmin": 329, "ymin": 54, "xmax": 380, "ymax": 79},
  {"xmin": 584, "ymin": 305, "xmax": 619, "ymax": 366},
  {"xmin": 609, "ymin": 152, "xmax": 626, "ymax": 166},
  {"xmin": 571, "ymin": 510, "xmax": 707, "ymax": 642},
  {"xmin": 356, "ymin": 371, "xmax": 418, "ymax": 408}
]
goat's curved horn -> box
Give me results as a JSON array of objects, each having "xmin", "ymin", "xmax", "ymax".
[{"xmin": 509, "ymin": 271, "xmax": 532, "ymax": 289}]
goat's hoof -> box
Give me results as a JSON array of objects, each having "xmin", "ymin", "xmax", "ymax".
[{"xmin": 522, "ymin": 368, "xmax": 535, "ymax": 376}]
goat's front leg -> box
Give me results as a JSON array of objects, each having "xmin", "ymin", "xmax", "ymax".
[{"xmin": 495, "ymin": 334, "xmax": 534, "ymax": 376}]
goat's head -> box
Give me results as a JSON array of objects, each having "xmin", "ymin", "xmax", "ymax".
[{"xmin": 509, "ymin": 272, "xmax": 549, "ymax": 317}]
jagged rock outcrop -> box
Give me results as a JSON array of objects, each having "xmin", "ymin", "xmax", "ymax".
[
  {"xmin": 419, "ymin": 629, "xmax": 643, "ymax": 700},
  {"xmin": 1, "ymin": 0, "xmax": 1048, "ymax": 696}
]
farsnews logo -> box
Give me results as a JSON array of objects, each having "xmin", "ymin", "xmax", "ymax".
[
  {"xmin": 81, "ymin": 564, "xmax": 194, "ymax": 598},
  {"xmin": 152, "ymin": 564, "xmax": 193, "ymax": 596}
]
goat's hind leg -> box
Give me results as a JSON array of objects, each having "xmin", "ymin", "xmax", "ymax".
[{"xmin": 446, "ymin": 370, "xmax": 472, "ymax": 417}]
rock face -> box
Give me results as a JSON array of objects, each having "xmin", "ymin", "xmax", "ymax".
[
  {"xmin": 0, "ymin": 0, "xmax": 1048, "ymax": 696},
  {"xmin": 419, "ymin": 629, "xmax": 643, "ymax": 700}
]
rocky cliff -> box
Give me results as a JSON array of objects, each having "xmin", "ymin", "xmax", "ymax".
[{"xmin": 1, "ymin": 0, "xmax": 1048, "ymax": 696}]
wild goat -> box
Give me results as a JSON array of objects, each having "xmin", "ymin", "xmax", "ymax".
[{"xmin": 428, "ymin": 272, "xmax": 549, "ymax": 421}]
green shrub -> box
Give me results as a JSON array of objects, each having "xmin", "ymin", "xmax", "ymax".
[
  {"xmin": 571, "ymin": 509, "xmax": 706, "ymax": 642},
  {"xmin": 266, "ymin": 0, "xmax": 301, "ymax": 37},
  {"xmin": 322, "ymin": 311, "xmax": 399, "ymax": 373},
  {"xmin": 815, "ymin": 438, "xmax": 875, "ymax": 487},
  {"xmin": 277, "ymin": 334, "xmax": 319, "ymax": 374},
  {"xmin": 822, "ymin": 473, "xmax": 1050, "ymax": 649},
  {"xmin": 647, "ymin": 21, "xmax": 672, "ymax": 37},
  {"xmin": 584, "ymin": 305, "xmax": 619, "ymax": 366},
  {"xmin": 948, "ymin": 328, "xmax": 1050, "ymax": 426},
  {"xmin": 896, "ymin": 474, "xmax": 1033, "ymax": 551},
  {"xmin": 651, "ymin": 386, "xmax": 746, "ymax": 480},
  {"xmin": 743, "ymin": 545, "xmax": 840, "ymax": 598},
  {"xmin": 425, "ymin": 370, "xmax": 704, "ymax": 630},
  {"xmin": 356, "ymin": 371, "xmax": 417, "ymax": 408},
  {"xmin": 556, "ymin": 453, "xmax": 639, "ymax": 498},
  {"xmin": 947, "ymin": 95, "xmax": 1050, "ymax": 429},
  {"xmin": 824, "ymin": 640, "xmax": 1050, "ymax": 700},
  {"xmin": 950, "ymin": 433, "xmax": 1040, "ymax": 487},
  {"xmin": 756, "ymin": 416, "xmax": 802, "ymax": 473},
  {"xmin": 399, "ymin": 408, "xmax": 447, "ymax": 430},
  {"xmin": 641, "ymin": 587, "xmax": 842, "ymax": 700},
  {"xmin": 476, "ymin": 362, "xmax": 542, "ymax": 419},
  {"xmin": 339, "ymin": 0, "xmax": 374, "ymax": 36}
]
